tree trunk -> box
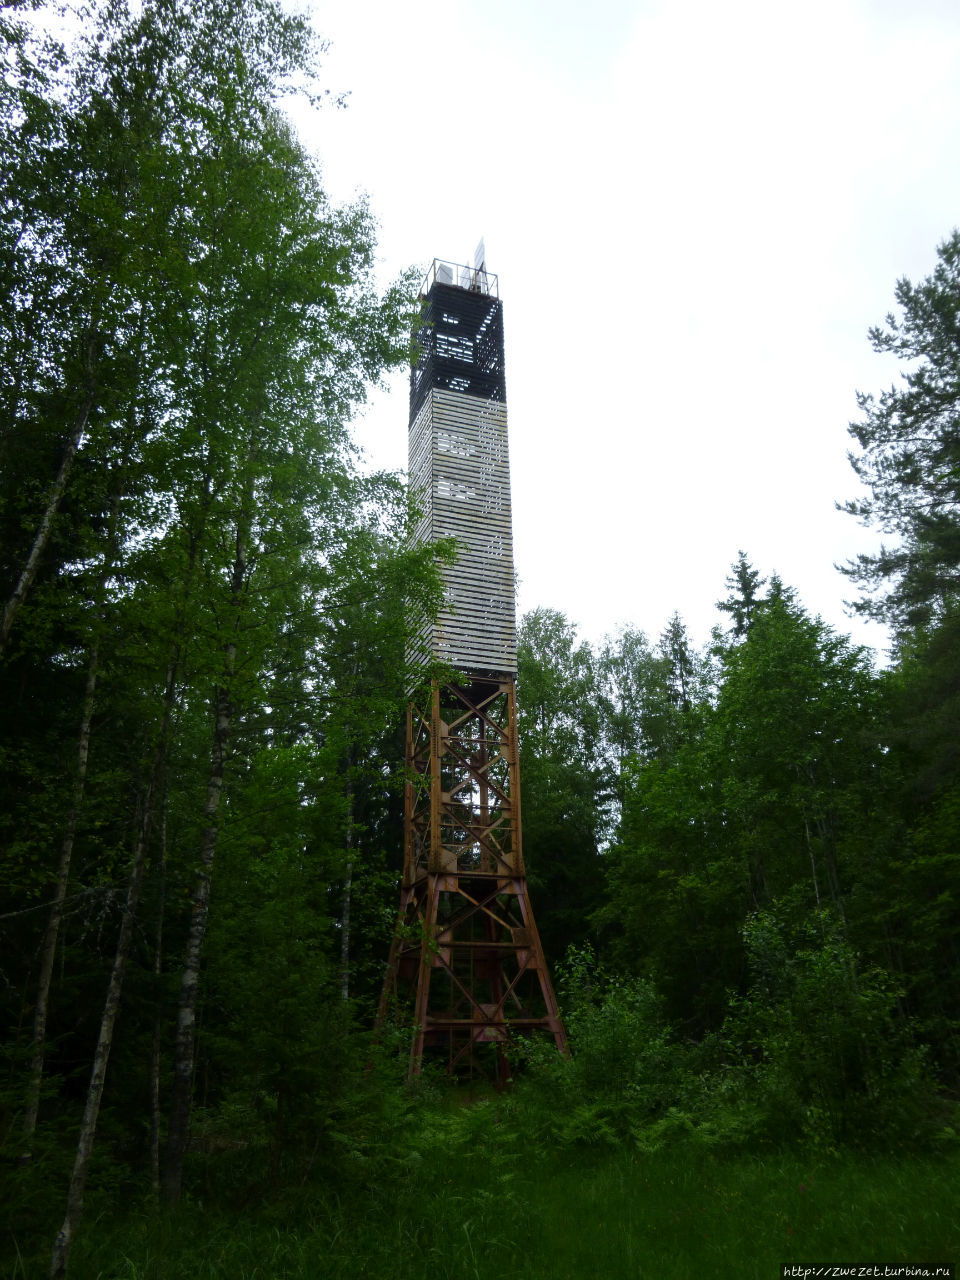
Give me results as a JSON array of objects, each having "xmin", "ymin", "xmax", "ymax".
[
  {"xmin": 149, "ymin": 805, "xmax": 168, "ymax": 1204},
  {"xmin": 0, "ymin": 374, "xmax": 97, "ymax": 656},
  {"xmin": 802, "ymin": 809, "xmax": 822, "ymax": 909},
  {"xmin": 162, "ymin": 515, "xmax": 248, "ymax": 1205},
  {"xmin": 161, "ymin": 679, "xmax": 232, "ymax": 1204},
  {"xmin": 23, "ymin": 442, "xmax": 136, "ymax": 1149},
  {"xmin": 340, "ymin": 769, "xmax": 354, "ymax": 1002},
  {"xmin": 22, "ymin": 641, "xmax": 99, "ymax": 1150},
  {"xmin": 49, "ymin": 663, "xmax": 177, "ymax": 1280}
]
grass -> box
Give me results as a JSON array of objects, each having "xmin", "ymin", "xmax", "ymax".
[
  {"xmin": 522, "ymin": 1148, "xmax": 958, "ymax": 1279},
  {"xmin": 10, "ymin": 1145, "xmax": 955, "ymax": 1280}
]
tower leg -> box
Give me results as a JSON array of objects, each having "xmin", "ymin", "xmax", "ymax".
[{"xmin": 377, "ymin": 676, "xmax": 567, "ymax": 1079}]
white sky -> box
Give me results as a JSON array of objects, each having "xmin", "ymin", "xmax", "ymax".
[{"xmin": 288, "ymin": 0, "xmax": 960, "ymax": 662}]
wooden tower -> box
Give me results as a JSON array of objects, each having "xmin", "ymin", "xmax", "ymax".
[{"xmin": 378, "ymin": 252, "xmax": 567, "ymax": 1080}]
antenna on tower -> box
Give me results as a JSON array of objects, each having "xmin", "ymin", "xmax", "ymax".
[
  {"xmin": 459, "ymin": 239, "xmax": 488, "ymax": 290},
  {"xmin": 473, "ymin": 238, "xmax": 487, "ymax": 291}
]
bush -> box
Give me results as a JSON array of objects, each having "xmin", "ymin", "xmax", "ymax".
[
  {"xmin": 508, "ymin": 945, "xmax": 686, "ymax": 1149},
  {"xmin": 719, "ymin": 909, "xmax": 937, "ymax": 1148},
  {"xmin": 507, "ymin": 928, "xmax": 944, "ymax": 1157}
]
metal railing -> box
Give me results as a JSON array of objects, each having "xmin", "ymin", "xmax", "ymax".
[{"xmin": 421, "ymin": 258, "xmax": 499, "ymax": 298}]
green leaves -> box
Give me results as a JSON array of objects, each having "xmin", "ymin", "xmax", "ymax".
[
  {"xmin": 516, "ymin": 610, "xmax": 606, "ymax": 959},
  {"xmin": 603, "ymin": 586, "xmax": 885, "ymax": 1029},
  {"xmin": 726, "ymin": 909, "xmax": 933, "ymax": 1147},
  {"xmin": 0, "ymin": 0, "xmax": 439, "ymax": 1238}
]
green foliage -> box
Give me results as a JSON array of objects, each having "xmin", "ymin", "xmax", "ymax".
[
  {"xmin": 509, "ymin": 921, "xmax": 937, "ymax": 1161},
  {"xmin": 0, "ymin": 0, "xmax": 444, "ymax": 1264},
  {"xmin": 717, "ymin": 550, "xmax": 767, "ymax": 638},
  {"xmin": 722, "ymin": 910, "xmax": 934, "ymax": 1150},
  {"xmin": 516, "ymin": 610, "xmax": 606, "ymax": 960},
  {"xmin": 602, "ymin": 587, "xmax": 886, "ymax": 1033},
  {"xmin": 842, "ymin": 229, "xmax": 960, "ymax": 632},
  {"xmin": 507, "ymin": 945, "xmax": 683, "ymax": 1151}
]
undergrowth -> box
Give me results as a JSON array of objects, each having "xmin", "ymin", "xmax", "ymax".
[
  {"xmin": 6, "ymin": 934, "xmax": 957, "ymax": 1278},
  {"xmin": 11, "ymin": 1146, "xmax": 956, "ymax": 1280}
]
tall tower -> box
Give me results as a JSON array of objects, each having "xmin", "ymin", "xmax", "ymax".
[{"xmin": 378, "ymin": 252, "xmax": 567, "ymax": 1080}]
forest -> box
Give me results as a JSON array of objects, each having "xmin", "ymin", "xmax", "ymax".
[{"xmin": 1, "ymin": 1, "xmax": 958, "ymax": 1277}]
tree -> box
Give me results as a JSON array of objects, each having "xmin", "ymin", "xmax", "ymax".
[
  {"xmin": 713, "ymin": 597, "xmax": 880, "ymax": 922},
  {"xmin": 0, "ymin": 1, "xmax": 435, "ymax": 1270},
  {"xmin": 596, "ymin": 615, "xmax": 712, "ymax": 811},
  {"xmin": 516, "ymin": 609, "xmax": 606, "ymax": 962},
  {"xmin": 602, "ymin": 586, "xmax": 884, "ymax": 1035},
  {"xmin": 716, "ymin": 551, "xmax": 766, "ymax": 640},
  {"xmin": 596, "ymin": 627, "xmax": 657, "ymax": 815},
  {"xmin": 842, "ymin": 230, "xmax": 960, "ymax": 632},
  {"xmin": 839, "ymin": 233, "xmax": 960, "ymax": 1079}
]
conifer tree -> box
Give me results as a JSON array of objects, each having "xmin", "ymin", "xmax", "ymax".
[
  {"xmin": 716, "ymin": 550, "xmax": 766, "ymax": 639},
  {"xmin": 842, "ymin": 231, "xmax": 960, "ymax": 632}
]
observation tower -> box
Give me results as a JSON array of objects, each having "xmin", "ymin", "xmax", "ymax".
[{"xmin": 377, "ymin": 247, "xmax": 567, "ymax": 1080}]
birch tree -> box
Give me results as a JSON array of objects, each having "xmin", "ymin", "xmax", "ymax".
[{"xmin": 4, "ymin": 0, "xmax": 425, "ymax": 1267}]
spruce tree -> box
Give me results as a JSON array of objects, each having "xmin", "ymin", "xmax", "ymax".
[{"xmin": 842, "ymin": 231, "xmax": 960, "ymax": 632}]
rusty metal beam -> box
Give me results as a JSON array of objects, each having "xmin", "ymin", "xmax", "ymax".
[{"xmin": 378, "ymin": 676, "xmax": 568, "ymax": 1081}]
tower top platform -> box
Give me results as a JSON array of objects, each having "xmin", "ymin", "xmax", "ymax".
[
  {"xmin": 420, "ymin": 258, "xmax": 499, "ymax": 299},
  {"xmin": 410, "ymin": 265, "xmax": 505, "ymax": 423}
]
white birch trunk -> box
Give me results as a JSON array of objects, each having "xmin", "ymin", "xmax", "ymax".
[
  {"xmin": 162, "ymin": 510, "xmax": 249, "ymax": 1203},
  {"xmin": 0, "ymin": 381, "xmax": 96, "ymax": 656},
  {"xmin": 49, "ymin": 663, "xmax": 177, "ymax": 1280},
  {"xmin": 161, "ymin": 678, "xmax": 232, "ymax": 1203},
  {"xmin": 22, "ymin": 643, "xmax": 100, "ymax": 1148}
]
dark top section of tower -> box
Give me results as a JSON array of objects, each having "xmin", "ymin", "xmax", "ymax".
[{"xmin": 409, "ymin": 260, "xmax": 506, "ymax": 423}]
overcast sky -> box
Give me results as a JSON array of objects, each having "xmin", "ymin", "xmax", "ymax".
[{"xmin": 288, "ymin": 0, "xmax": 960, "ymax": 661}]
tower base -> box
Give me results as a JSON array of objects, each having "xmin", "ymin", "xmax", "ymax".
[{"xmin": 377, "ymin": 676, "xmax": 567, "ymax": 1080}]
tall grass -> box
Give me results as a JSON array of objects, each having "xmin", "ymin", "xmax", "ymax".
[
  {"xmin": 523, "ymin": 1148, "xmax": 958, "ymax": 1280},
  {"xmin": 11, "ymin": 1146, "xmax": 955, "ymax": 1280}
]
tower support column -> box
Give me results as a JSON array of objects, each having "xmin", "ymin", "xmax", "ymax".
[{"xmin": 378, "ymin": 676, "xmax": 567, "ymax": 1079}]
